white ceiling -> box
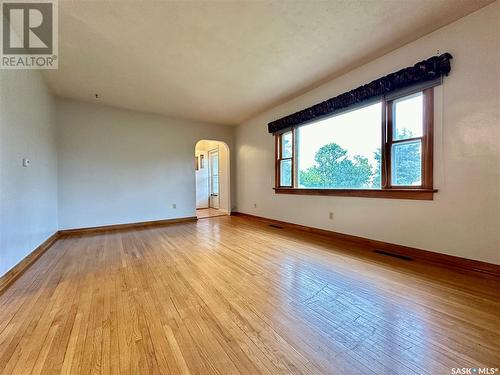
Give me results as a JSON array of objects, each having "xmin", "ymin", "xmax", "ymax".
[{"xmin": 43, "ymin": 0, "xmax": 493, "ymax": 125}]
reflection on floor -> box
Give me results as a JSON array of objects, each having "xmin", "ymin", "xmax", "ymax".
[{"xmin": 196, "ymin": 207, "xmax": 228, "ymax": 219}]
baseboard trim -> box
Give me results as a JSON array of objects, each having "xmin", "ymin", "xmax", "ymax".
[
  {"xmin": 59, "ymin": 216, "xmax": 198, "ymax": 235},
  {"xmin": 0, "ymin": 231, "xmax": 61, "ymax": 295},
  {"xmin": 231, "ymin": 212, "xmax": 500, "ymax": 277}
]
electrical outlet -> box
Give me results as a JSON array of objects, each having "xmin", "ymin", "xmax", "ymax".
[
  {"xmin": 172, "ymin": 203, "xmax": 176, "ymax": 209},
  {"xmin": 329, "ymin": 212, "xmax": 334, "ymax": 220}
]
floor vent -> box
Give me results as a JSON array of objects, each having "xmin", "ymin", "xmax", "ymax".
[
  {"xmin": 269, "ymin": 224, "xmax": 284, "ymax": 229},
  {"xmin": 373, "ymin": 249, "xmax": 413, "ymax": 261}
]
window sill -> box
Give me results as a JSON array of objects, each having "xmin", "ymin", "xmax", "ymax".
[{"xmin": 273, "ymin": 188, "xmax": 437, "ymax": 200}]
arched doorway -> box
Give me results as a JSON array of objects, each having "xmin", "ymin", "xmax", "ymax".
[{"xmin": 194, "ymin": 140, "xmax": 230, "ymax": 219}]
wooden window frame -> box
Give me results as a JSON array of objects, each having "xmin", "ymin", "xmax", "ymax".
[
  {"xmin": 275, "ymin": 130, "xmax": 295, "ymax": 188},
  {"xmin": 274, "ymin": 88, "xmax": 436, "ymax": 200}
]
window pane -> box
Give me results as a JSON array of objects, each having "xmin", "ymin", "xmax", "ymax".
[
  {"xmin": 210, "ymin": 151, "xmax": 218, "ymax": 175},
  {"xmin": 281, "ymin": 131, "xmax": 293, "ymax": 158},
  {"xmin": 212, "ymin": 175, "xmax": 219, "ymax": 194},
  {"xmin": 297, "ymin": 102, "xmax": 382, "ymax": 189},
  {"xmin": 280, "ymin": 159, "xmax": 292, "ymax": 186},
  {"xmin": 391, "ymin": 140, "xmax": 422, "ymax": 186},
  {"xmin": 393, "ymin": 92, "xmax": 423, "ymax": 140}
]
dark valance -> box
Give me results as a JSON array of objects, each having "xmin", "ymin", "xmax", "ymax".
[{"xmin": 268, "ymin": 52, "xmax": 453, "ymax": 134}]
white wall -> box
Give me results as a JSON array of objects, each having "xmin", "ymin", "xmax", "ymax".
[
  {"xmin": 217, "ymin": 143, "xmax": 230, "ymax": 213},
  {"xmin": 56, "ymin": 99, "xmax": 233, "ymax": 230},
  {"xmin": 195, "ymin": 148, "xmax": 209, "ymax": 209},
  {"xmin": 0, "ymin": 70, "xmax": 58, "ymax": 277},
  {"xmin": 235, "ymin": 2, "xmax": 500, "ymax": 265}
]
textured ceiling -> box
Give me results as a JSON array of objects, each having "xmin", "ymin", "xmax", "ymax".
[{"xmin": 43, "ymin": 0, "xmax": 493, "ymax": 125}]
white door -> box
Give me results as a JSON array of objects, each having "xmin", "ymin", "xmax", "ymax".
[{"xmin": 208, "ymin": 148, "xmax": 220, "ymax": 209}]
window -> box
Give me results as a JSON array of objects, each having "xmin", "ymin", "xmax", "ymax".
[
  {"xmin": 297, "ymin": 102, "xmax": 382, "ymax": 189},
  {"xmin": 389, "ymin": 92, "xmax": 425, "ymax": 187},
  {"xmin": 209, "ymin": 149, "xmax": 219, "ymax": 195},
  {"xmin": 274, "ymin": 88, "xmax": 435, "ymax": 200},
  {"xmin": 275, "ymin": 130, "xmax": 294, "ymax": 187}
]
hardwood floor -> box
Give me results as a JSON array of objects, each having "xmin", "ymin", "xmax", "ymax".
[
  {"xmin": 196, "ymin": 208, "xmax": 228, "ymax": 219},
  {"xmin": 0, "ymin": 216, "xmax": 498, "ymax": 374}
]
